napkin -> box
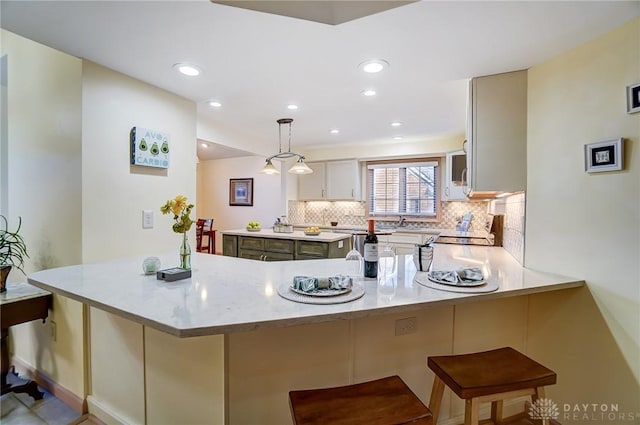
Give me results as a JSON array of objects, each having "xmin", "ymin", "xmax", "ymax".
[
  {"xmin": 292, "ymin": 275, "xmax": 353, "ymax": 292},
  {"xmin": 429, "ymin": 267, "xmax": 484, "ymax": 283}
]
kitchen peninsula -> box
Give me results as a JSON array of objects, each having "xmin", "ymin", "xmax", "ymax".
[
  {"xmin": 27, "ymin": 246, "xmax": 583, "ymax": 424},
  {"xmin": 222, "ymin": 228, "xmax": 351, "ymax": 260}
]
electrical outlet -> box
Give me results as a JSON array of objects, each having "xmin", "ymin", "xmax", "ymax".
[
  {"xmin": 50, "ymin": 320, "xmax": 57, "ymax": 342},
  {"xmin": 395, "ymin": 317, "xmax": 417, "ymax": 336}
]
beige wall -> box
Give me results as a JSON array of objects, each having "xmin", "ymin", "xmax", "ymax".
[
  {"xmin": 197, "ymin": 155, "xmax": 286, "ymax": 251},
  {"xmin": 81, "ymin": 61, "xmax": 197, "ymax": 263},
  {"xmin": 526, "ymin": 16, "xmax": 640, "ymax": 415},
  {"xmin": 1, "ymin": 29, "xmax": 86, "ymax": 402},
  {"xmin": 81, "ymin": 61, "xmax": 199, "ymax": 423},
  {"xmin": 299, "ymin": 133, "xmax": 465, "ymax": 161}
]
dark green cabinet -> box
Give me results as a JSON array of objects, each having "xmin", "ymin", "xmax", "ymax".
[{"xmin": 223, "ymin": 234, "xmax": 348, "ymax": 261}]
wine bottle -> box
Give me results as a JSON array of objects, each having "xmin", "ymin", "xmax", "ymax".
[{"xmin": 363, "ymin": 219, "xmax": 378, "ymax": 278}]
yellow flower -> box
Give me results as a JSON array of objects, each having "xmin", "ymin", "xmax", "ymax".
[{"xmin": 161, "ymin": 195, "xmax": 194, "ymax": 233}]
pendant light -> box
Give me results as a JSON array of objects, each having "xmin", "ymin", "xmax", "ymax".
[{"xmin": 260, "ymin": 118, "xmax": 313, "ymax": 175}]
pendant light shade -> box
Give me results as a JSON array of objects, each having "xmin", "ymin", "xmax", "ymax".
[
  {"xmin": 288, "ymin": 157, "xmax": 313, "ymax": 174},
  {"xmin": 260, "ymin": 159, "xmax": 280, "ymax": 175},
  {"xmin": 259, "ymin": 118, "xmax": 312, "ymax": 175}
]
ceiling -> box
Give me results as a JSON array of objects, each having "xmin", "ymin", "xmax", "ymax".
[{"xmin": 2, "ymin": 1, "xmax": 638, "ymax": 162}]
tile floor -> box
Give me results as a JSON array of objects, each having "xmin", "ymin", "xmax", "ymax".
[{"xmin": 1, "ymin": 372, "xmax": 86, "ymax": 425}]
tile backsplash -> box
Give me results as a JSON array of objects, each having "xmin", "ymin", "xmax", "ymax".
[
  {"xmin": 288, "ymin": 200, "xmax": 492, "ymax": 231},
  {"xmin": 502, "ymin": 192, "xmax": 526, "ymax": 264},
  {"xmin": 288, "ymin": 194, "xmax": 526, "ymax": 265}
]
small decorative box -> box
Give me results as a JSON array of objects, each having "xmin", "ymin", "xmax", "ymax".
[{"xmin": 156, "ymin": 267, "xmax": 191, "ymax": 282}]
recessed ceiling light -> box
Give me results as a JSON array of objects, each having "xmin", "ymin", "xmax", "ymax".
[
  {"xmin": 173, "ymin": 63, "xmax": 201, "ymax": 77},
  {"xmin": 287, "ymin": 104, "xmax": 299, "ymax": 110},
  {"xmin": 390, "ymin": 121, "xmax": 403, "ymax": 127},
  {"xmin": 362, "ymin": 89, "xmax": 377, "ymax": 97},
  {"xmin": 330, "ymin": 129, "xmax": 340, "ymax": 134},
  {"xmin": 359, "ymin": 59, "xmax": 389, "ymax": 74},
  {"xmin": 208, "ymin": 101, "xmax": 222, "ymax": 108},
  {"xmin": 393, "ymin": 136, "xmax": 403, "ymax": 140},
  {"xmin": 201, "ymin": 143, "xmax": 209, "ymax": 148}
]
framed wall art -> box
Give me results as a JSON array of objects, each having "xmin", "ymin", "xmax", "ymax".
[
  {"xmin": 627, "ymin": 82, "xmax": 640, "ymax": 114},
  {"xmin": 584, "ymin": 138, "xmax": 623, "ymax": 173},
  {"xmin": 130, "ymin": 126, "xmax": 170, "ymax": 168},
  {"xmin": 229, "ymin": 178, "xmax": 253, "ymax": 206}
]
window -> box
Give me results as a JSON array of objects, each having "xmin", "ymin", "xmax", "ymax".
[{"xmin": 367, "ymin": 159, "xmax": 439, "ymax": 218}]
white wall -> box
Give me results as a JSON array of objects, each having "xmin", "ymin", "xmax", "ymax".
[
  {"xmin": 1, "ymin": 29, "xmax": 86, "ymax": 405},
  {"xmin": 526, "ymin": 17, "xmax": 639, "ymax": 413},
  {"xmin": 197, "ymin": 155, "xmax": 286, "ymax": 251}
]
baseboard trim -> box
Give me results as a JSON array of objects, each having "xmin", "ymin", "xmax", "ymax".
[
  {"xmin": 10, "ymin": 356, "xmax": 86, "ymax": 414},
  {"xmin": 68, "ymin": 413, "xmax": 107, "ymax": 425},
  {"xmin": 87, "ymin": 395, "xmax": 132, "ymax": 425}
]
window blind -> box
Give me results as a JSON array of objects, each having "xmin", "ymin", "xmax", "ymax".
[{"xmin": 367, "ymin": 160, "xmax": 439, "ymax": 217}]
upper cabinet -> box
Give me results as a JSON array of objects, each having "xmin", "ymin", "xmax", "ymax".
[
  {"xmin": 467, "ymin": 70, "xmax": 527, "ymax": 196},
  {"xmin": 298, "ymin": 160, "xmax": 361, "ymax": 200},
  {"xmin": 298, "ymin": 162, "xmax": 326, "ymax": 199},
  {"xmin": 443, "ymin": 149, "xmax": 467, "ymax": 200}
]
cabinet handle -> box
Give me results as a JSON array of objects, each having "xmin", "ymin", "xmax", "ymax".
[
  {"xmin": 351, "ymin": 189, "xmax": 354, "ymax": 198},
  {"xmin": 461, "ymin": 168, "xmax": 470, "ymax": 195},
  {"xmin": 321, "ymin": 189, "xmax": 325, "ymax": 198},
  {"xmin": 462, "ymin": 139, "xmax": 468, "ymax": 153},
  {"xmin": 445, "ymin": 187, "xmax": 449, "ymax": 196}
]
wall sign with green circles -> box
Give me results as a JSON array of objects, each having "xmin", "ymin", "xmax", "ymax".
[{"xmin": 130, "ymin": 126, "xmax": 170, "ymax": 169}]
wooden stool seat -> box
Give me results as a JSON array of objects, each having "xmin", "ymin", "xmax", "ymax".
[
  {"xmin": 289, "ymin": 375, "xmax": 433, "ymax": 425},
  {"xmin": 427, "ymin": 347, "xmax": 557, "ymax": 425}
]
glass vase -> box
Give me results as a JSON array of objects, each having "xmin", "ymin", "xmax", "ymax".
[{"xmin": 180, "ymin": 233, "xmax": 191, "ymax": 270}]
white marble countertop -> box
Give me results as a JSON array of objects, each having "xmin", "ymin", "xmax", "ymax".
[
  {"xmin": 26, "ymin": 246, "xmax": 584, "ymax": 338},
  {"xmin": 222, "ymin": 228, "xmax": 351, "ymax": 242}
]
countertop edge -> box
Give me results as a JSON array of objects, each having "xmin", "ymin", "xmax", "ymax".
[
  {"xmin": 28, "ymin": 275, "xmax": 585, "ymax": 338},
  {"xmin": 177, "ymin": 279, "xmax": 586, "ymax": 337}
]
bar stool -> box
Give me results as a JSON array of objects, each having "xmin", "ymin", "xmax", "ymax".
[
  {"xmin": 289, "ymin": 375, "xmax": 433, "ymax": 425},
  {"xmin": 427, "ymin": 347, "xmax": 557, "ymax": 425}
]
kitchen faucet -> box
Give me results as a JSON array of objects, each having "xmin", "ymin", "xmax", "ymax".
[{"xmin": 398, "ymin": 215, "xmax": 406, "ymax": 226}]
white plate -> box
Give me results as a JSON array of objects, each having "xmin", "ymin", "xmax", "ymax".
[
  {"xmin": 427, "ymin": 271, "xmax": 486, "ymax": 287},
  {"xmin": 289, "ymin": 286, "xmax": 351, "ymax": 297},
  {"xmin": 246, "ymin": 228, "xmax": 261, "ymax": 232},
  {"xmin": 303, "ymin": 231, "xmax": 321, "ymax": 236}
]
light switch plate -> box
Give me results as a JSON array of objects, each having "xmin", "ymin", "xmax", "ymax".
[{"xmin": 142, "ymin": 210, "xmax": 154, "ymax": 229}]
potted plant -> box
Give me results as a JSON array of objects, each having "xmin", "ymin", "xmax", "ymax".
[{"xmin": 0, "ymin": 215, "xmax": 29, "ymax": 293}]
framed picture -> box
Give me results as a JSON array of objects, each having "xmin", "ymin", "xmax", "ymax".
[
  {"xmin": 627, "ymin": 82, "xmax": 640, "ymax": 114},
  {"xmin": 584, "ymin": 138, "xmax": 623, "ymax": 173},
  {"xmin": 229, "ymin": 178, "xmax": 253, "ymax": 206}
]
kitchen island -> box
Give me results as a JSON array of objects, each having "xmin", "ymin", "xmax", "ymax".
[
  {"xmin": 222, "ymin": 228, "xmax": 351, "ymax": 260},
  {"xmin": 27, "ymin": 246, "xmax": 584, "ymax": 425}
]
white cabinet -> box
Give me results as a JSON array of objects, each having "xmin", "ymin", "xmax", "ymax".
[
  {"xmin": 298, "ymin": 160, "xmax": 361, "ymax": 200},
  {"xmin": 467, "ymin": 70, "xmax": 527, "ymax": 196},
  {"xmin": 298, "ymin": 162, "xmax": 326, "ymax": 199},
  {"xmin": 326, "ymin": 160, "xmax": 360, "ymax": 200},
  {"xmin": 443, "ymin": 150, "xmax": 467, "ymax": 200}
]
